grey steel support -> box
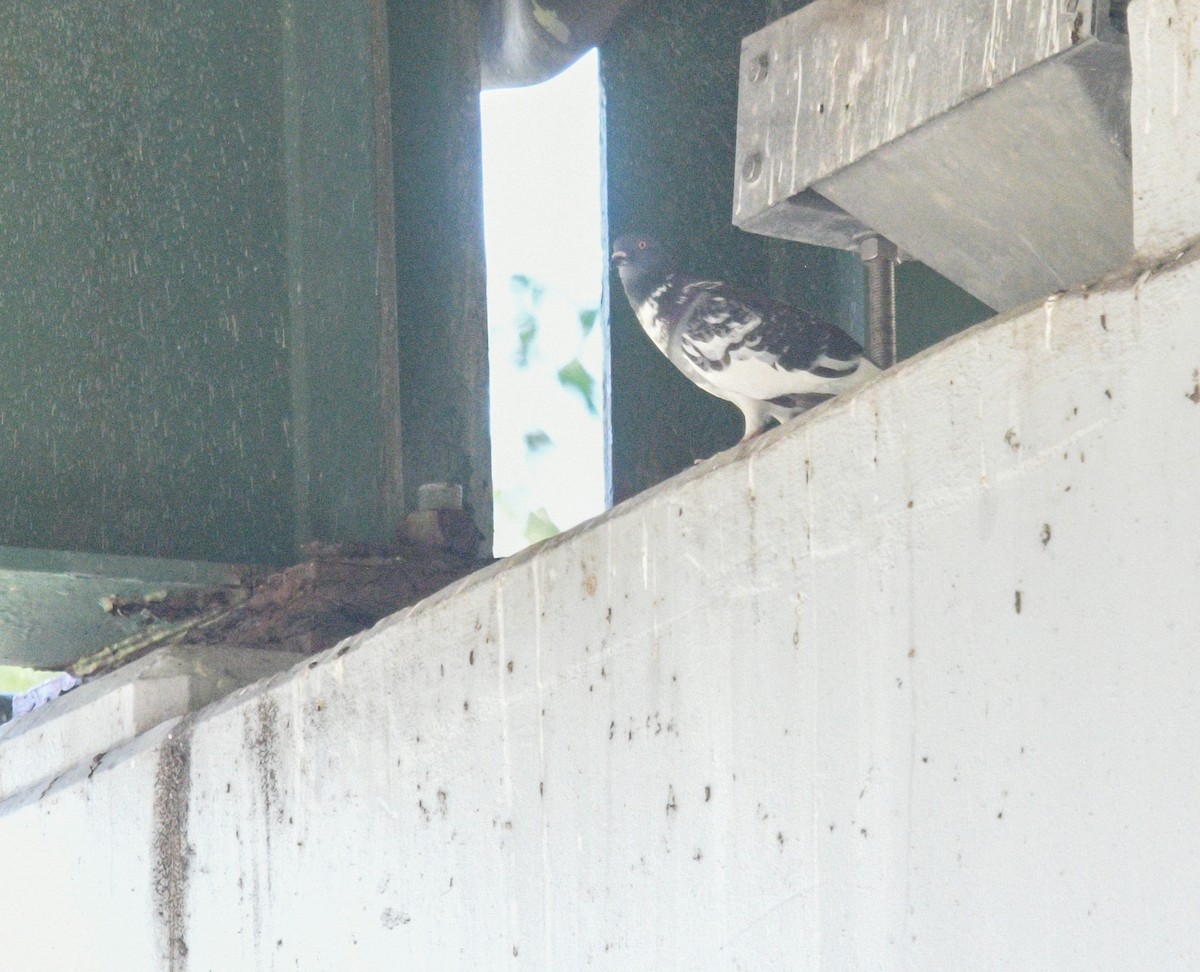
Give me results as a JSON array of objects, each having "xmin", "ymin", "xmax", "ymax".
[
  {"xmin": 734, "ymin": 0, "xmax": 1133, "ymax": 313},
  {"xmin": 859, "ymin": 235, "xmax": 898, "ymax": 369}
]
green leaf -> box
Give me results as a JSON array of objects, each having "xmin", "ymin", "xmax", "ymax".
[
  {"xmin": 524, "ymin": 430, "xmax": 553, "ymax": 453},
  {"xmin": 556, "ymin": 358, "xmax": 597, "ymax": 414},
  {"xmin": 509, "ymin": 273, "xmax": 545, "ymax": 304},
  {"xmin": 578, "ymin": 306, "xmax": 598, "ymax": 335},
  {"xmin": 524, "ymin": 507, "xmax": 560, "ymax": 544},
  {"xmin": 515, "ymin": 312, "xmax": 538, "ymax": 368}
]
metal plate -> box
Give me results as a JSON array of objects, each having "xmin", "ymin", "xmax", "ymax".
[
  {"xmin": 734, "ymin": 0, "xmax": 1132, "ymax": 310},
  {"xmin": 0, "ymin": 546, "xmax": 239, "ymax": 670}
]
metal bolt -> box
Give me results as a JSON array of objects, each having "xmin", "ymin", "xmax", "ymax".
[
  {"xmin": 417, "ymin": 482, "xmax": 463, "ymax": 511},
  {"xmin": 748, "ymin": 53, "xmax": 769, "ymax": 83},
  {"xmin": 859, "ymin": 235, "xmax": 895, "ymax": 262},
  {"xmin": 742, "ymin": 152, "xmax": 763, "ymax": 183},
  {"xmin": 858, "ymin": 234, "xmax": 899, "ymax": 369}
]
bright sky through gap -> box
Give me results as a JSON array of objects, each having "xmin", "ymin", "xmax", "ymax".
[{"xmin": 480, "ymin": 50, "xmax": 606, "ymax": 556}]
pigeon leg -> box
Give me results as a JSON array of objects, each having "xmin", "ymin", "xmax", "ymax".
[{"xmin": 736, "ymin": 399, "xmax": 772, "ymax": 442}]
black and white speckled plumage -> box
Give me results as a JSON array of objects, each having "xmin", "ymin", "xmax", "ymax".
[{"xmin": 612, "ymin": 234, "xmax": 880, "ymax": 440}]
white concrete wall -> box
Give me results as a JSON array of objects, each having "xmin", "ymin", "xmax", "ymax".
[
  {"xmin": 6, "ymin": 254, "xmax": 1200, "ymax": 971},
  {"xmin": 1132, "ymin": 0, "xmax": 1200, "ymax": 255},
  {"xmin": 3, "ymin": 3, "xmax": 1200, "ymax": 969}
]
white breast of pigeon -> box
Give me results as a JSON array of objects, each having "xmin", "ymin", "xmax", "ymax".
[{"xmin": 634, "ymin": 280, "xmax": 674, "ymax": 354}]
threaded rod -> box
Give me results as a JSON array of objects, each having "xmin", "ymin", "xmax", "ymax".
[{"xmin": 860, "ymin": 234, "xmax": 898, "ymax": 369}]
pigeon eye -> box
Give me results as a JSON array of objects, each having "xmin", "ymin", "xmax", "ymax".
[{"xmin": 637, "ymin": 240, "xmax": 648, "ymax": 250}]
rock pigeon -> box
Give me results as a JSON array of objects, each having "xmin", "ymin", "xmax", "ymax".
[{"xmin": 611, "ymin": 234, "xmax": 880, "ymax": 441}]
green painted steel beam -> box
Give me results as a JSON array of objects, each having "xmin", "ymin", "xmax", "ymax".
[{"xmin": 0, "ymin": 0, "xmax": 493, "ymax": 566}]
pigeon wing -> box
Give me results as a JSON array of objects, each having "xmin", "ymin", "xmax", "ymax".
[{"xmin": 668, "ymin": 281, "xmax": 865, "ymax": 402}]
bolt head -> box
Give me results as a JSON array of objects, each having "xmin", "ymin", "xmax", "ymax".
[
  {"xmin": 418, "ymin": 482, "xmax": 463, "ymax": 511},
  {"xmin": 748, "ymin": 53, "xmax": 769, "ymax": 83},
  {"xmin": 858, "ymin": 235, "xmax": 898, "ymax": 262}
]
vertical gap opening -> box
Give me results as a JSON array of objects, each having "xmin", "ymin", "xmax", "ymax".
[{"xmin": 480, "ymin": 50, "xmax": 608, "ymax": 557}]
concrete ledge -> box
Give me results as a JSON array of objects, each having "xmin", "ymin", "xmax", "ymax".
[
  {"xmin": 2, "ymin": 236, "xmax": 1199, "ymax": 969},
  {"xmin": 0, "ymin": 645, "xmax": 301, "ymax": 802}
]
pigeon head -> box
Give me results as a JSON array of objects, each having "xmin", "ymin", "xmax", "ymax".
[
  {"xmin": 612, "ymin": 234, "xmax": 672, "ymax": 297},
  {"xmin": 611, "ymin": 233, "xmax": 670, "ymax": 268}
]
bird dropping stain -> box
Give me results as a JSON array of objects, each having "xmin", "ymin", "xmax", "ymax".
[
  {"xmin": 153, "ymin": 730, "xmax": 192, "ymax": 971},
  {"xmin": 246, "ymin": 697, "xmax": 282, "ymax": 843}
]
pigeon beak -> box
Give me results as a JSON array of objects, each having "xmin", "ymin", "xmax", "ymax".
[{"xmin": 611, "ymin": 249, "xmax": 627, "ymax": 265}]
